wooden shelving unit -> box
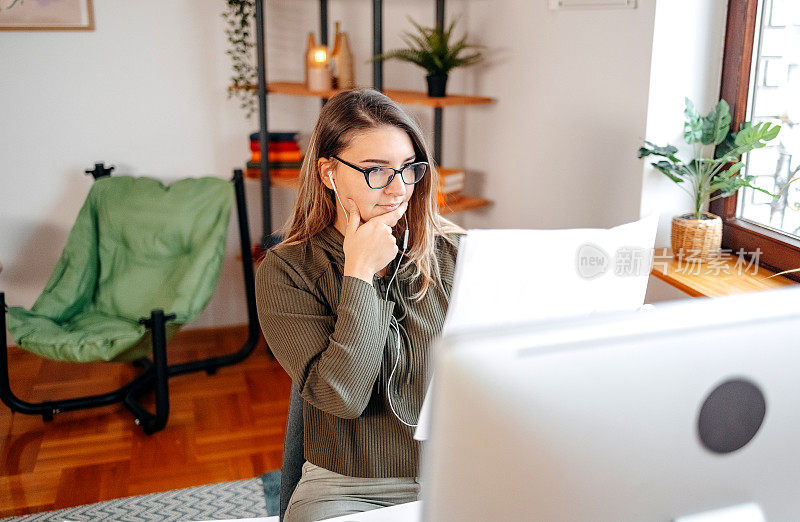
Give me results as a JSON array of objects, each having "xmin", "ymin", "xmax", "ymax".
[
  {"xmin": 384, "ymin": 88, "xmax": 493, "ymax": 108},
  {"xmin": 440, "ymin": 195, "xmax": 491, "ymax": 215},
  {"xmin": 233, "ymin": 81, "xmax": 493, "ymax": 108},
  {"xmin": 250, "ymin": 0, "xmax": 494, "ymax": 244}
]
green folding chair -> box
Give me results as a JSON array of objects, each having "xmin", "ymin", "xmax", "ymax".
[{"xmin": 1, "ymin": 168, "xmax": 259, "ymax": 434}]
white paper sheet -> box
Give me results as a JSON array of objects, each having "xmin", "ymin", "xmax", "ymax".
[
  {"xmin": 414, "ymin": 214, "xmax": 659, "ymax": 441},
  {"xmin": 443, "ymin": 214, "xmax": 659, "ymax": 335}
]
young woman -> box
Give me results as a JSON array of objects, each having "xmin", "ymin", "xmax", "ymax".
[{"xmin": 255, "ymin": 88, "xmax": 463, "ymax": 521}]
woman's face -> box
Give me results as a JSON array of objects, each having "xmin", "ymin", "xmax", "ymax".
[{"xmin": 320, "ymin": 125, "xmax": 417, "ymax": 232}]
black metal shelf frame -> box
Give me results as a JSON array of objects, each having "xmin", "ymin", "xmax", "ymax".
[{"xmin": 254, "ymin": 0, "xmax": 448, "ymax": 247}]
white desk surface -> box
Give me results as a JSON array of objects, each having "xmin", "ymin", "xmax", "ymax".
[{"xmin": 201, "ymin": 501, "xmax": 420, "ymax": 522}]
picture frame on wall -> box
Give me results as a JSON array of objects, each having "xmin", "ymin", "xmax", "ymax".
[{"xmin": 0, "ymin": 0, "xmax": 94, "ymax": 31}]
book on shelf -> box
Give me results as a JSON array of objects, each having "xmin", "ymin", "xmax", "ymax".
[
  {"xmin": 249, "ymin": 130, "xmax": 303, "ymax": 166},
  {"xmin": 438, "ymin": 168, "xmax": 464, "ymax": 181},
  {"xmin": 249, "ymin": 131, "xmax": 299, "ymax": 143},
  {"xmin": 245, "ymin": 168, "xmax": 301, "ymax": 180},
  {"xmin": 439, "ymin": 177, "xmax": 465, "ymax": 192},
  {"xmin": 245, "ymin": 160, "xmax": 302, "ymax": 180},
  {"xmin": 437, "ymin": 191, "xmax": 463, "ymax": 207},
  {"xmin": 251, "ymin": 150, "xmax": 303, "ymax": 163},
  {"xmin": 247, "ymin": 160, "xmax": 303, "ymax": 170},
  {"xmin": 250, "ymin": 141, "xmax": 301, "ymax": 152},
  {"xmin": 436, "ymin": 168, "xmax": 466, "ymax": 207},
  {"xmin": 270, "ymin": 169, "xmax": 301, "ymax": 178},
  {"xmin": 437, "ymin": 169, "xmax": 465, "ymax": 191}
]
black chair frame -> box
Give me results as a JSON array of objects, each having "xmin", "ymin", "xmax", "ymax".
[
  {"xmin": 280, "ymin": 384, "xmax": 305, "ymax": 521},
  {"xmin": 0, "ymin": 169, "xmax": 260, "ymax": 435}
]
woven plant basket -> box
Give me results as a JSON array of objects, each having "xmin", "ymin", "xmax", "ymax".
[{"xmin": 671, "ymin": 212, "xmax": 722, "ymax": 262}]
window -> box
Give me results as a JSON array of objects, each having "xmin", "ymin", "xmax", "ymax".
[
  {"xmin": 712, "ymin": 0, "xmax": 800, "ymax": 280},
  {"xmin": 738, "ymin": 1, "xmax": 800, "ymax": 236}
]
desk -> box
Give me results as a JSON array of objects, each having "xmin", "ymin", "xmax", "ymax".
[
  {"xmin": 207, "ymin": 501, "xmax": 420, "ymax": 522},
  {"xmin": 649, "ymin": 247, "xmax": 794, "ymax": 297}
]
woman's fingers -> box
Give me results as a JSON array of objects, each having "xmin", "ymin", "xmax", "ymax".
[
  {"xmin": 371, "ymin": 200, "xmax": 409, "ymax": 228},
  {"xmin": 346, "ymin": 199, "xmax": 361, "ymax": 236},
  {"xmin": 343, "ymin": 200, "xmax": 405, "ymax": 279}
]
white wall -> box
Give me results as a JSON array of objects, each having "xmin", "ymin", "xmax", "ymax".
[
  {"xmin": 0, "ymin": 0, "xmax": 466, "ymax": 330},
  {"xmin": 638, "ymin": 0, "xmax": 729, "ymax": 303},
  {"xmin": 0, "ymin": 0, "xmax": 265, "ymax": 329},
  {"xmin": 1, "ymin": 0, "xmax": 727, "ymax": 330},
  {"xmin": 457, "ymin": 0, "xmax": 657, "ymax": 231},
  {"xmin": 640, "ymin": 0, "xmax": 730, "ymax": 247}
]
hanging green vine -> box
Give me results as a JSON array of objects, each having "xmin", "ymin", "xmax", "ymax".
[{"xmin": 223, "ymin": 0, "xmax": 257, "ymax": 118}]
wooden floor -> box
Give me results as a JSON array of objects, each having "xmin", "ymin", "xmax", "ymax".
[{"xmin": 0, "ymin": 326, "xmax": 292, "ymax": 518}]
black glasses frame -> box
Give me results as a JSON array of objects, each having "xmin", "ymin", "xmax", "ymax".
[{"xmin": 332, "ymin": 155, "xmax": 428, "ymax": 189}]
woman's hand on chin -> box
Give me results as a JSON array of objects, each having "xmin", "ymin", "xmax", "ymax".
[{"xmin": 343, "ymin": 198, "xmax": 408, "ymax": 283}]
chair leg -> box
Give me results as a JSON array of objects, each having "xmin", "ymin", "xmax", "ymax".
[
  {"xmin": 0, "ymin": 292, "xmax": 52, "ymax": 420},
  {"xmin": 125, "ymin": 309, "xmax": 173, "ymax": 435},
  {"xmin": 150, "ymin": 310, "xmax": 170, "ymax": 434},
  {"xmin": 1, "ymin": 292, "xmax": 161, "ymax": 427},
  {"xmin": 233, "ymin": 168, "xmax": 262, "ymax": 359},
  {"xmin": 167, "ymin": 170, "xmax": 261, "ymax": 378}
]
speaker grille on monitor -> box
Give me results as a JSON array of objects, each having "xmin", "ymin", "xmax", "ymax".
[{"xmin": 697, "ymin": 378, "xmax": 766, "ymax": 454}]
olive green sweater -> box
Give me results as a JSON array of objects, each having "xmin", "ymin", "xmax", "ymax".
[{"xmin": 255, "ymin": 225, "xmax": 460, "ymax": 478}]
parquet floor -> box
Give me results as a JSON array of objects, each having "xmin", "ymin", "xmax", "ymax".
[{"xmin": 0, "ymin": 326, "xmax": 292, "ymax": 518}]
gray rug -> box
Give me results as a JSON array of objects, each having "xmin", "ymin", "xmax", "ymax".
[{"xmin": 3, "ymin": 470, "xmax": 280, "ymax": 522}]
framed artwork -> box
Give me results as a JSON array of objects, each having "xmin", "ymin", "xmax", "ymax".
[{"xmin": 0, "ymin": 0, "xmax": 94, "ymax": 31}]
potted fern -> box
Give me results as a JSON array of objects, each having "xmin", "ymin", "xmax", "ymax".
[
  {"xmin": 373, "ymin": 16, "xmax": 483, "ymax": 97},
  {"xmin": 638, "ymin": 98, "xmax": 781, "ymax": 261}
]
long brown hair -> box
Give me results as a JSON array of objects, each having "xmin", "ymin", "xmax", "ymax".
[{"xmin": 282, "ymin": 88, "xmax": 463, "ymax": 299}]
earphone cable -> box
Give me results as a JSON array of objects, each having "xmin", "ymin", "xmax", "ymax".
[
  {"xmin": 385, "ymin": 215, "xmax": 409, "ymax": 300},
  {"xmin": 386, "ymin": 317, "xmax": 418, "ymax": 428},
  {"xmin": 384, "ymin": 213, "xmax": 417, "ymax": 427}
]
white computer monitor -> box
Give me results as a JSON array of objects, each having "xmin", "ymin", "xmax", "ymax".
[{"xmin": 421, "ymin": 285, "xmax": 800, "ymax": 521}]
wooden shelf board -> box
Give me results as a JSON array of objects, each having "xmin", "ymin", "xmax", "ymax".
[
  {"xmin": 231, "ymin": 81, "xmax": 494, "ymax": 107},
  {"xmin": 265, "ymin": 81, "xmax": 340, "ymax": 99},
  {"xmin": 245, "ymin": 168, "xmax": 300, "ymax": 189},
  {"xmin": 649, "ymin": 247, "xmax": 795, "ymax": 298},
  {"xmin": 383, "ymin": 88, "xmax": 493, "ymax": 108},
  {"xmin": 439, "ymin": 195, "xmax": 491, "ymax": 215}
]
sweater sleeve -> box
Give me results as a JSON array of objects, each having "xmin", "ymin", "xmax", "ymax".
[{"xmin": 255, "ymin": 250, "xmax": 395, "ymax": 419}]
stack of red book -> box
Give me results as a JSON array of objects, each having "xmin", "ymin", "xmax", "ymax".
[
  {"xmin": 436, "ymin": 168, "xmax": 465, "ymax": 207},
  {"xmin": 246, "ymin": 131, "xmax": 303, "ymax": 179}
]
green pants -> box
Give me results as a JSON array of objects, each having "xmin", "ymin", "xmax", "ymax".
[{"xmin": 284, "ymin": 461, "xmax": 420, "ymax": 521}]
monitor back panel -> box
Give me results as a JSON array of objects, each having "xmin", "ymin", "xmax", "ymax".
[{"xmin": 423, "ymin": 306, "xmax": 800, "ymax": 521}]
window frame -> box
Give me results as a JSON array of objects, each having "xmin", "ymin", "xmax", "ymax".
[{"xmin": 712, "ymin": 0, "xmax": 800, "ymax": 281}]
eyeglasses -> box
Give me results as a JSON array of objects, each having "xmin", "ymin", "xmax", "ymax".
[{"xmin": 332, "ymin": 155, "xmax": 428, "ymax": 190}]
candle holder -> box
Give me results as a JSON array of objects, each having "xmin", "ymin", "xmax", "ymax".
[{"xmin": 307, "ymin": 46, "xmax": 333, "ymax": 92}]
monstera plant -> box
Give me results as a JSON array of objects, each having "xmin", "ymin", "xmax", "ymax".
[{"xmin": 638, "ymin": 98, "xmax": 781, "ymax": 260}]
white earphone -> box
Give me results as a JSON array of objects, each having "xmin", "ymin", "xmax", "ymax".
[
  {"xmin": 328, "ymin": 169, "xmax": 415, "ymax": 426},
  {"xmin": 328, "ymin": 172, "xmax": 350, "ymax": 225},
  {"xmin": 386, "ymin": 215, "xmax": 409, "ymax": 300}
]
